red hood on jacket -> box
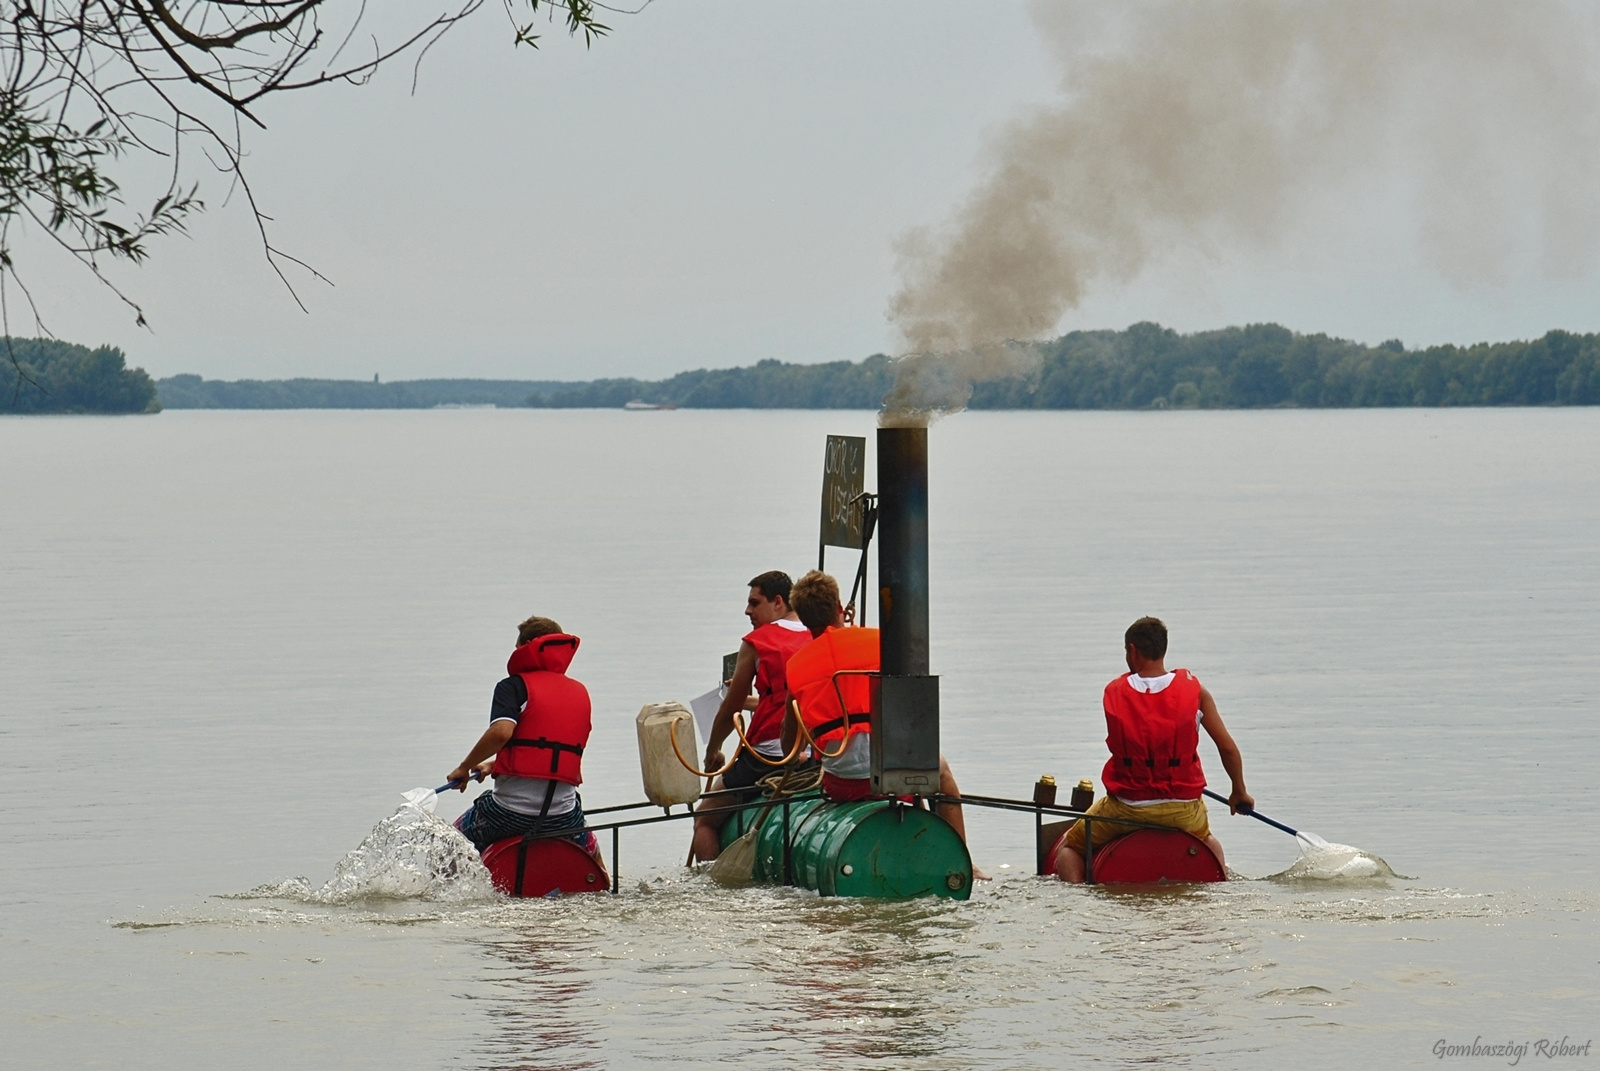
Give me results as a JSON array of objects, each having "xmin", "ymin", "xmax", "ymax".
[{"xmin": 507, "ymin": 633, "xmax": 580, "ymax": 676}]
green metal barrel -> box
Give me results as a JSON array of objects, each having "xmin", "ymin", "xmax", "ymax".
[{"xmin": 718, "ymin": 794, "xmax": 971, "ymax": 900}]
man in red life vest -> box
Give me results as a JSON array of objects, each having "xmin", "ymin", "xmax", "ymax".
[
  {"xmin": 782, "ymin": 570, "xmax": 983, "ymax": 874},
  {"xmin": 1053, "ymin": 616, "xmax": 1254, "ymax": 883},
  {"xmin": 689, "ymin": 571, "xmax": 815, "ymax": 862},
  {"xmin": 446, "ymin": 615, "xmax": 601, "ymax": 862}
]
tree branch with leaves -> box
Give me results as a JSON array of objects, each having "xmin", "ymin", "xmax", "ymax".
[{"xmin": 1, "ymin": 0, "xmax": 622, "ymax": 390}]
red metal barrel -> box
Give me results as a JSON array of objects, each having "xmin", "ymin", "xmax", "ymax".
[
  {"xmin": 479, "ymin": 836, "xmax": 609, "ymax": 897},
  {"xmin": 1090, "ymin": 829, "xmax": 1225, "ymax": 884}
]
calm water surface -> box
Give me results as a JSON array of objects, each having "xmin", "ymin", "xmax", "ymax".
[{"xmin": 2, "ymin": 408, "xmax": 1596, "ymax": 1069}]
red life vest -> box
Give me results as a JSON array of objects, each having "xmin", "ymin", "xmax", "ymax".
[
  {"xmin": 491, "ymin": 633, "xmax": 592, "ymax": 785},
  {"xmin": 744, "ymin": 621, "xmax": 814, "ymax": 746},
  {"xmin": 1100, "ymin": 669, "xmax": 1206, "ymax": 802},
  {"xmin": 786, "ymin": 627, "xmax": 878, "ymax": 747}
]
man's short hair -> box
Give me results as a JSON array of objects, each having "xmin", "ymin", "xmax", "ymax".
[
  {"xmin": 517, "ymin": 615, "xmax": 564, "ymax": 646},
  {"xmin": 790, "ymin": 570, "xmax": 841, "ymax": 633},
  {"xmin": 1124, "ymin": 616, "xmax": 1168, "ymax": 660},
  {"xmin": 748, "ymin": 570, "xmax": 793, "ymax": 603}
]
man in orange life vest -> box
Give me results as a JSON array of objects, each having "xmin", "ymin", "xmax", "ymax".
[
  {"xmin": 1053, "ymin": 616, "xmax": 1253, "ymax": 883},
  {"xmin": 446, "ymin": 615, "xmax": 601, "ymax": 861},
  {"xmin": 690, "ymin": 571, "xmax": 815, "ymax": 862},
  {"xmin": 781, "ymin": 570, "xmax": 979, "ymax": 859}
]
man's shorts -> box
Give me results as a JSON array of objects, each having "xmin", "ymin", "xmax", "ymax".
[
  {"xmin": 453, "ymin": 789, "xmax": 598, "ymax": 856},
  {"xmin": 820, "ymin": 772, "xmax": 873, "ymax": 801},
  {"xmin": 1057, "ymin": 795, "xmax": 1212, "ymax": 859},
  {"xmin": 721, "ymin": 748, "xmax": 816, "ymax": 795}
]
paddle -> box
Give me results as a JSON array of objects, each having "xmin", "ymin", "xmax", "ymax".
[
  {"xmin": 1202, "ymin": 788, "xmax": 1329, "ymax": 848},
  {"xmin": 401, "ymin": 770, "xmax": 487, "ymax": 813}
]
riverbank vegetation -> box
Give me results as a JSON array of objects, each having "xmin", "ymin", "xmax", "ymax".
[
  {"xmin": 22, "ymin": 322, "xmax": 1599, "ymax": 413},
  {"xmin": 156, "ymin": 376, "xmax": 569, "ymax": 410},
  {"xmin": 525, "ymin": 323, "xmax": 1600, "ymax": 409},
  {"xmin": 2, "ymin": 339, "xmax": 160, "ymax": 413}
]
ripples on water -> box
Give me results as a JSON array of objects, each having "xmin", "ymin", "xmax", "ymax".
[
  {"xmin": 10, "ymin": 408, "xmax": 1599, "ymax": 1069},
  {"xmin": 109, "ymin": 784, "xmax": 1512, "ymax": 1069},
  {"xmin": 103, "ymin": 823, "xmax": 1543, "ymax": 1071}
]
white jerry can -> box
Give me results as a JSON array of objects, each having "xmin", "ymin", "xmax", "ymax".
[{"xmin": 636, "ymin": 702, "xmax": 703, "ymax": 807}]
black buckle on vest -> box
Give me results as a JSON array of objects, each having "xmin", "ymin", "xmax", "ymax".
[{"xmin": 1168, "ymin": 758, "xmax": 1181, "ymax": 767}]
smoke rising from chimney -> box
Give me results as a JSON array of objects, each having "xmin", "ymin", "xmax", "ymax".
[{"xmin": 881, "ymin": 0, "xmax": 1600, "ymax": 423}]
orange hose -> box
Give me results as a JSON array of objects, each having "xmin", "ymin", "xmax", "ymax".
[
  {"xmin": 730, "ymin": 711, "xmax": 807, "ymax": 767},
  {"xmin": 668, "ymin": 717, "xmax": 741, "ymax": 779},
  {"xmin": 793, "ymin": 701, "xmax": 856, "ymax": 760}
]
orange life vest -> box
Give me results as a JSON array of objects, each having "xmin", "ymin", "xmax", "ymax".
[
  {"xmin": 491, "ymin": 633, "xmax": 592, "ymax": 785},
  {"xmin": 744, "ymin": 621, "xmax": 813, "ymax": 746},
  {"xmin": 786, "ymin": 627, "xmax": 878, "ymax": 747},
  {"xmin": 1100, "ymin": 669, "xmax": 1206, "ymax": 801}
]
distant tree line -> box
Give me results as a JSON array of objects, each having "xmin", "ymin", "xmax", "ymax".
[
  {"xmin": 157, "ymin": 376, "xmax": 573, "ymax": 410},
  {"xmin": 528, "ymin": 324, "xmax": 1600, "ymax": 410},
  {"xmin": 970, "ymin": 323, "xmax": 1600, "ymax": 409},
  {"xmin": 14, "ymin": 323, "xmax": 1599, "ymax": 414},
  {"xmin": 2, "ymin": 339, "xmax": 160, "ymax": 413},
  {"xmin": 526, "ymin": 357, "xmax": 896, "ymax": 409}
]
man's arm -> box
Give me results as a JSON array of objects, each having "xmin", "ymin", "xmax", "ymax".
[
  {"xmin": 445, "ymin": 720, "xmax": 515, "ymax": 791},
  {"xmin": 1198, "ymin": 685, "xmax": 1255, "ymax": 814},
  {"xmin": 705, "ymin": 641, "xmax": 758, "ymax": 767},
  {"xmin": 780, "ymin": 697, "xmax": 800, "ymax": 754}
]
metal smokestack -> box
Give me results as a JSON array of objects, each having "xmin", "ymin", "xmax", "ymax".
[
  {"xmin": 877, "ymin": 427, "xmax": 930, "ymax": 673},
  {"xmin": 872, "ymin": 427, "xmax": 939, "ymax": 795}
]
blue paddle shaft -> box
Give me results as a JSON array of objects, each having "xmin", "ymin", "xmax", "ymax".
[
  {"xmin": 433, "ymin": 770, "xmax": 487, "ymax": 794},
  {"xmin": 1202, "ymin": 788, "xmax": 1299, "ymax": 836}
]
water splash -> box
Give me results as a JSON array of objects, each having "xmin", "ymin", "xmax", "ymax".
[
  {"xmin": 239, "ymin": 793, "xmax": 499, "ymax": 904},
  {"xmin": 1269, "ymin": 832, "xmax": 1404, "ymax": 882}
]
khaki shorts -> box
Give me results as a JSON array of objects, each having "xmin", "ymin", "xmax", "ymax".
[{"xmin": 1057, "ymin": 795, "xmax": 1211, "ymax": 858}]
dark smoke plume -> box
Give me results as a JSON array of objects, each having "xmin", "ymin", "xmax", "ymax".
[{"xmin": 882, "ymin": 0, "xmax": 1600, "ymax": 422}]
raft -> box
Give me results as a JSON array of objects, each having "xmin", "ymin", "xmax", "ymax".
[{"xmin": 720, "ymin": 794, "xmax": 973, "ymax": 899}]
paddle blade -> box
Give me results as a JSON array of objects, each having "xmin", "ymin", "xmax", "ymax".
[
  {"xmin": 1295, "ymin": 830, "xmax": 1330, "ymax": 850},
  {"xmin": 401, "ymin": 787, "xmax": 438, "ymax": 814},
  {"xmin": 708, "ymin": 827, "xmax": 759, "ymax": 886}
]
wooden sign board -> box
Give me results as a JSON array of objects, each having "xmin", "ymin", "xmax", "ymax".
[{"xmin": 819, "ymin": 434, "xmax": 867, "ymax": 550}]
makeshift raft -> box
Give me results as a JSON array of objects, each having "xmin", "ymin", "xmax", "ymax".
[
  {"xmin": 472, "ymin": 785, "xmax": 1222, "ymax": 898},
  {"xmin": 472, "ymin": 428, "xmax": 1226, "ymax": 898}
]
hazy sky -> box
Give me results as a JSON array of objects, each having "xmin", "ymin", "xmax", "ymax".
[{"xmin": 26, "ymin": 0, "xmax": 1600, "ymax": 381}]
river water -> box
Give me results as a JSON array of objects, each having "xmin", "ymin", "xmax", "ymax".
[{"xmin": 2, "ymin": 408, "xmax": 1595, "ymax": 1069}]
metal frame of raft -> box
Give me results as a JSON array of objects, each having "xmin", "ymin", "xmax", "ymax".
[{"xmin": 488, "ymin": 787, "xmax": 1217, "ymax": 896}]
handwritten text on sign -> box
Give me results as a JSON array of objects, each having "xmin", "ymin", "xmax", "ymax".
[{"xmin": 820, "ymin": 435, "xmax": 866, "ymax": 549}]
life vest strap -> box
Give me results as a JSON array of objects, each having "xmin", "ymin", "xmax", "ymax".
[
  {"xmin": 514, "ymin": 779, "xmax": 559, "ymax": 897},
  {"xmin": 809, "ymin": 711, "xmax": 872, "ymax": 740},
  {"xmin": 504, "ymin": 736, "xmax": 586, "ymax": 775}
]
